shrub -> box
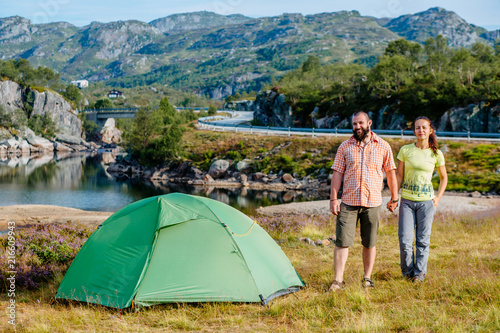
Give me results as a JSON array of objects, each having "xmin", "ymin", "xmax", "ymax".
[
  {"xmin": 226, "ymin": 150, "xmax": 242, "ymax": 161},
  {"xmin": 28, "ymin": 114, "xmax": 56, "ymax": 139},
  {"xmin": 0, "ymin": 223, "xmax": 94, "ymax": 291}
]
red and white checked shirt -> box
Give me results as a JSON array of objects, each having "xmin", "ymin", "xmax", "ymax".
[{"xmin": 332, "ymin": 132, "xmax": 396, "ymax": 207}]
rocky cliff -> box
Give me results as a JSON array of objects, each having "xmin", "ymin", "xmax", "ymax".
[
  {"xmin": 253, "ymin": 90, "xmax": 293, "ymax": 127},
  {"xmin": 438, "ymin": 103, "xmax": 500, "ymax": 133},
  {"xmin": 0, "ymin": 80, "xmax": 82, "ymax": 137},
  {"xmin": 251, "ymin": 89, "xmax": 500, "ymax": 133}
]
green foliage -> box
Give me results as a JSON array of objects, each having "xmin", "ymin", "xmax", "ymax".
[
  {"xmin": 277, "ymin": 36, "xmax": 500, "ymax": 124},
  {"xmin": 94, "ymin": 98, "xmax": 114, "ymax": 109},
  {"xmin": 462, "ymin": 144, "xmax": 500, "ymax": 169},
  {"xmin": 225, "ymin": 92, "xmax": 242, "ymax": 103},
  {"xmin": 23, "ymin": 89, "xmax": 35, "ymax": 117},
  {"xmin": 448, "ymin": 142, "xmax": 465, "ymax": 149},
  {"xmin": 0, "ymin": 58, "xmax": 61, "ymax": 89},
  {"xmin": 445, "ymin": 173, "xmax": 500, "ymax": 193},
  {"xmin": 226, "ymin": 150, "xmax": 242, "ymax": 161},
  {"xmin": 62, "ymin": 84, "xmax": 82, "ymax": 107},
  {"xmin": 123, "ymin": 97, "xmax": 186, "ymax": 165},
  {"xmin": 28, "ymin": 114, "xmax": 57, "ymax": 139},
  {"xmin": 77, "ymin": 112, "xmax": 99, "ymax": 135},
  {"xmin": 208, "ymin": 104, "xmax": 217, "ymax": 116},
  {"xmin": 0, "ymin": 107, "xmax": 28, "ymax": 129},
  {"xmin": 301, "ymin": 55, "xmax": 321, "ymax": 73},
  {"xmin": 253, "ymin": 156, "xmax": 270, "ymax": 172},
  {"xmin": 179, "ymin": 109, "xmax": 198, "ymax": 122}
]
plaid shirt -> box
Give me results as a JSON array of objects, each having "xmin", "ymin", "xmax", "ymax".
[{"xmin": 332, "ymin": 132, "xmax": 396, "ymax": 207}]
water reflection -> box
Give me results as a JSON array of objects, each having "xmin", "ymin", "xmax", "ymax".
[{"xmin": 0, "ymin": 152, "xmax": 323, "ymax": 214}]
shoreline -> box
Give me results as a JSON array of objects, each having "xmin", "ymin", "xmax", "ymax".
[
  {"xmin": 257, "ymin": 194, "xmax": 500, "ymax": 216},
  {"xmin": 1, "ymin": 193, "xmax": 499, "ymax": 231}
]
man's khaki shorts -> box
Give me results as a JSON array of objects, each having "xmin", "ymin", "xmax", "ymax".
[{"xmin": 334, "ymin": 203, "xmax": 381, "ymax": 248}]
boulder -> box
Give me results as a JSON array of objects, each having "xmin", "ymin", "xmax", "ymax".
[
  {"xmin": 282, "ymin": 173, "xmax": 294, "ymax": 183},
  {"xmin": 54, "ymin": 142, "xmax": 73, "ymax": 151},
  {"xmin": 203, "ymin": 174, "xmax": 214, "ymax": 182},
  {"xmin": 56, "ymin": 133, "xmax": 85, "ymax": 146},
  {"xmin": 236, "ymin": 159, "xmax": 251, "ymax": 172},
  {"xmin": 208, "ymin": 159, "xmax": 230, "ymax": 179},
  {"xmin": 469, "ymin": 191, "xmax": 482, "ymax": 198},
  {"xmin": 26, "ymin": 136, "xmax": 54, "ymax": 151},
  {"xmin": 187, "ymin": 166, "xmax": 204, "ymax": 180},
  {"xmin": 100, "ymin": 118, "xmax": 123, "ymax": 144},
  {"xmin": 252, "ymin": 172, "xmax": 266, "ymax": 181}
]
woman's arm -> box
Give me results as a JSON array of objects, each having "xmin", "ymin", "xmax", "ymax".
[
  {"xmin": 432, "ymin": 164, "xmax": 448, "ymax": 207},
  {"xmin": 396, "ymin": 160, "xmax": 404, "ymax": 191}
]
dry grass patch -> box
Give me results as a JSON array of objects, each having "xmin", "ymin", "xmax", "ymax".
[{"xmin": 1, "ymin": 209, "xmax": 499, "ymax": 332}]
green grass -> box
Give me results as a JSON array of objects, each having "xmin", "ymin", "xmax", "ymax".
[{"xmin": 1, "ymin": 208, "xmax": 499, "ymax": 332}]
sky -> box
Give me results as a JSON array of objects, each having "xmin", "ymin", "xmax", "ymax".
[{"xmin": 2, "ymin": 0, "xmax": 500, "ymax": 31}]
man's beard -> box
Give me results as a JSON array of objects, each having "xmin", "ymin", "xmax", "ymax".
[{"xmin": 353, "ymin": 126, "xmax": 370, "ymax": 142}]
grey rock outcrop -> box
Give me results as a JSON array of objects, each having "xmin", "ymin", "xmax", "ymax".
[
  {"xmin": 0, "ymin": 80, "xmax": 24, "ymax": 110},
  {"xmin": 31, "ymin": 88, "xmax": 82, "ymax": 137},
  {"xmin": 0, "ymin": 80, "xmax": 82, "ymax": 137},
  {"xmin": 253, "ymin": 89, "xmax": 293, "ymax": 127},
  {"xmin": 438, "ymin": 103, "xmax": 500, "ymax": 133}
]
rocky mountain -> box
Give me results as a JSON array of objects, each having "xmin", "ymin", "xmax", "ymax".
[
  {"xmin": 0, "ymin": 16, "xmax": 78, "ymax": 59},
  {"xmin": 481, "ymin": 29, "xmax": 500, "ymax": 43},
  {"xmin": 0, "ymin": 8, "xmax": 497, "ymax": 98},
  {"xmin": 383, "ymin": 7, "xmax": 483, "ymax": 47},
  {"xmin": 149, "ymin": 11, "xmax": 252, "ymax": 34}
]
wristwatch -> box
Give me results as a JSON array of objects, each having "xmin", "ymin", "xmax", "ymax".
[{"xmin": 391, "ymin": 198, "xmax": 399, "ymax": 203}]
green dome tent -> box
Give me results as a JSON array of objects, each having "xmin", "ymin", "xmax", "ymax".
[{"xmin": 55, "ymin": 193, "xmax": 304, "ymax": 309}]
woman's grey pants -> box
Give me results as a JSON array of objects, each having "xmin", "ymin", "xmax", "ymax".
[{"xmin": 398, "ymin": 198, "xmax": 436, "ymax": 280}]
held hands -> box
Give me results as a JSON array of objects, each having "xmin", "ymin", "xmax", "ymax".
[
  {"xmin": 386, "ymin": 199, "xmax": 398, "ymax": 213},
  {"xmin": 330, "ymin": 199, "xmax": 341, "ymax": 215}
]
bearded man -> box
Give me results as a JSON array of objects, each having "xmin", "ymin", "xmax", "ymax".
[{"xmin": 328, "ymin": 111, "xmax": 399, "ymax": 291}]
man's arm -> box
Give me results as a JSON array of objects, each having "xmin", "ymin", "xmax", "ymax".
[
  {"xmin": 386, "ymin": 168, "xmax": 399, "ymax": 212},
  {"xmin": 330, "ymin": 171, "xmax": 343, "ymax": 215}
]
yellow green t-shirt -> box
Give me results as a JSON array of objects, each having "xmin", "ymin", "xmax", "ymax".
[{"xmin": 397, "ymin": 144, "xmax": 445, "ymax": 201}]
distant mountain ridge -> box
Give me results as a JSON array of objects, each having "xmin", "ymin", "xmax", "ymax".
[
  {"xmin": 149, "ymin": 11, "xmax": 252, "ymax": 34},
  {"xmin": 383, "ymin": 7, "xmax": 483, "ymax": 46},
  {"xmin": 0, "ymin": 8, "xmax": 498, "ymax": 99}
]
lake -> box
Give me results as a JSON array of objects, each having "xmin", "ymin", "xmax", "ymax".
[{"xmin": 0, "ymin": 152, "xmax": 321, "ymax": 215}]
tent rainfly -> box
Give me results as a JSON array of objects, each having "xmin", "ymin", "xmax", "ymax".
[{"xmin": 55, "ymin": 193, "xmax": 304, "ymax": 309}]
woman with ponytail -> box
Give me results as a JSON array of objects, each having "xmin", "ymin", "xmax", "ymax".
[{"xmin": 391, "ymin": 117, "xmax": 448, "ymax": 282}]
